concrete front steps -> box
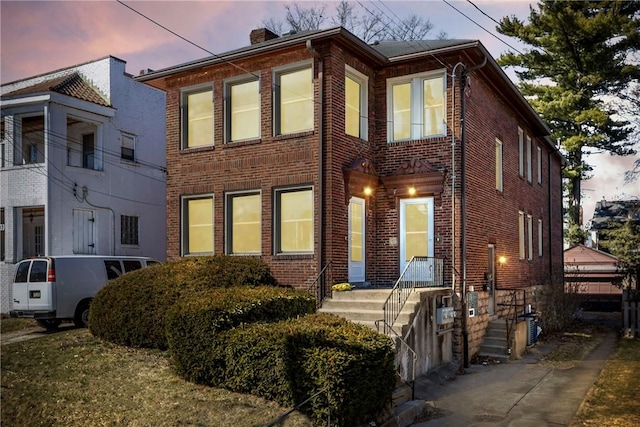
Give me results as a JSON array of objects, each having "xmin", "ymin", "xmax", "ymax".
[
  {"xmin": 319, "ymin": 289, "xmax": 427, "ymax": 427},
  {"xmin": 317, "ymin": 288, "xmax": 421, "ymax": 336},
  {"xmin": 476, "ymin": 319, "xmax": 510, "ymax": 363}
]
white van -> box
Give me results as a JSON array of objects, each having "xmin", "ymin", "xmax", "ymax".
[{"xmin": 10, "ymin": 256, "xmax": 160, "ymax": 330}]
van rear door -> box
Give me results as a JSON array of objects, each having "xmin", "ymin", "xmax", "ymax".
[
  {"xmin": 27, "ymin": 259, "xmax": 54, "ymax": 311},
  {"xmin": 12, "ymin": 260, "xmax": 31, "ymax": 311}
]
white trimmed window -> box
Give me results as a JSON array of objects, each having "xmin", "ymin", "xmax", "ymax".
[
  {"xmin": 121, "ymin": 132, "xmax": 136, "ymax": 161},
  {"xmin": 345, "ymin": 66, "xmax": 368, "ymax": 140},
  {"xmin": 527, "ymin": 214, "xmax": 533, "ymax": 261},
  {"xmin": 182, "ymin": 195, "xmax": 214, "ymax": 255},
  {"xmin": 518, "ymin": 127, "xmax": 524, "ymax": 177},
  {"xmin": 387, "ymin": 71, "xmax": 446, "ymax": 142},
  {"xmin": 495, "ymin": 138, "xmax": 503, "ymax": 192},
  {"xmin": 519, "ymin": 211, "xmax": 525, "ymax": 260},
  {"xmin": 121, "ymin": 215, "xmax": 139, "ymax": 245},
  {"xmin": 181, "ymin": 86, "xmax": 214, "ymax": 149},
  {"xmin": 526, "ymin": 135, "xmax": 532, "ymax": 182},
  {"xmin": 538, "ymin": 218, "xmax": 543, "ymax": 257},
  {"xmin": 274, "ymin": 186, "xmax": 314, "ymax": 254},
  {"xmin": 226, "ymin": 191, "xmax": 261, "ymax": 254},
  {"xmin": 274, "ymin": 63, "xmax": 313, "ymax": 135},
  {"xmin": 225, "ymin": 76, "xmax": 260, "ymax": 142},
  {"xmin": 537, "ymin": 145, "xmax": 542, "ymax": 184}
]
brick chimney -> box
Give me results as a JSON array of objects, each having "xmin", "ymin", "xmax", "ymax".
[{"xmin": 250, "ymin": 28, "xmax": 280, "ymax": 45}]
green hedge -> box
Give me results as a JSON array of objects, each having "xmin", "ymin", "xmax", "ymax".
[
  {"xmin": 168, "ymin": 312, "xmax": 396, "ymax": 426},
  {"xmin": 89, "ymin": 255, "xmax": 280, "ymax": 349}
]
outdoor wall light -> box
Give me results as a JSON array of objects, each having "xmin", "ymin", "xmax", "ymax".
[
  {"xmin": 363, "ymin": 186, "xmax": 373, "ymax": 196},
  {"xmin": 408, "ymin": 186, "xmax": 417, "ymax": 196},
  {"xmin": 498, "ymin": 256, "xmax": 507, "ymax": 267}
]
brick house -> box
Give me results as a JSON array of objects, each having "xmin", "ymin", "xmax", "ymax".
[
  {"xmin": 1, "ymin": 56, "xmax": 167, "ymax": 313},
  {"xmin": 137, "ymin": 27, "xmax": 564, "ymax": 372}
]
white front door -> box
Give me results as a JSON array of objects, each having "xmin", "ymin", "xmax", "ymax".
[
  {"xmin": 348, "ymin": 197, "xmax": 365, "ymax": 283},
  {"xmin": 73, "ymin": 208, "xmax": 96, "ymax": 254},
  {"xmin": 399, "ymin": 197, "xmax": 434, "ymax": 275}
]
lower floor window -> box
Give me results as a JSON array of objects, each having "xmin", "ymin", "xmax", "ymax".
[
  {"xmin": 226, "ymin": 192, "xmax": 261, "ymax": 254},
  {"xmin": 182, "ymin": 195, "xmax": 214, "ymax": 255},
  {"xmin": 275, "ymin": 187, "xmax": 313, "ymax": 253},
  {"xmin": 121, "ymin": 215, "xmax": 139, "ymax": 245}
]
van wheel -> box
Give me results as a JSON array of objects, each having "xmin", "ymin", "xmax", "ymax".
[
  {"xmin": 74, "ymin": 301, "xmax": 91, "ymax": 328},
  {"xmin": 37, "ymin": 319, "xmax": 61, "ymax": 330}
]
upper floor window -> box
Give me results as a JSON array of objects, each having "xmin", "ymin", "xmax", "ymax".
[
  {"xmin": 518, "ymin": 127, "xmax": 524, "ymax": 177},
  {"xmin": 181, "ymin": 194, "xmax": 214, "ymax": 255},
  {"xmin": 66, "ymin": 115, "xmax": 100, "ymax": 170},
  {"xmin": 226, "ymin": 77, "xmax": 260, "ymax": 142},
  {"xmin": 495, "ymin": 138, "xmax": 503, "ymax": 192},
  {"xmin": 526, "ymin": 135, "xmax": 532, "ymax": 182},
  {"xmin": 121, "ymin": 133, "xmax": 136, "ymax": 162},
  {"xmin": 345, "ymin": 66, "xmax": 368, "ymax": 140},
  {"xmin": 387, "ymin": 71, "xmax": 445, "ymax": 142},
  {"xmin": 226, "ymin": 191, "xmax": 261, "ymax": 254},
  {"xmin": 537, "ymin": 145, "xmax": 542, "ymax": 184},
  {"xmin": 18, "ymin": 115, "xmax": 45, "ymax": 165},
  {"xmin": 274, "ymin": 186, "xmax": 313, "ymax": 254},
  {"xmin": 121, "ymin": 214, "xmax": 139, "ymax": 245},
  {"xmin": 181, "ymin": 87, "xmax": 214, "ymax": 149},
  {"xmin": 83, "ymin": 133, "xmax": 95, "ymax": 169},
  {"xmin": 274, "ymin": 64, "xmax": 313, "ymax": 135}
]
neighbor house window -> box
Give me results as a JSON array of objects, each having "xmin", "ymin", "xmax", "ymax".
[
  {"xmin": 121, "ymin": 215, "xmax": 139, "ymax": 245},
  {"xmin": 519, "ymin": 211, "xmax": 525, "ymax": 260},
  {"xmin": 181, "ymin": 87, "xmax": 214, "ymax": 149},
  {"xmin": 83, "ymin": 133, "xmax": 95, "ymax": 169},
  {"xmin": 387, "ymin": 71, "xmax": 445, "ymax": 142},
  {"xmin": 538, "ymin": 218, "xmax": 543, "ymax": 257},
  {"xmin": 275, "ymin": 187, "xmax": 313, "ymax": 253},
  {"xmin": 527, "ymin": 214, "xmax": 533, "ymax": 261},
  {"xmin": 518, "ymin": 127, "xmax": 524, "ymax": 177},
  {"xmin": 226, "ymin": 77, "xmax": 260, "ymax": 142},
  {"xmin": 182, "ymin": 195, "xmax": 214, "ymax": 255},
  {"xmin": 121, "ymin": 133, "xmax": 136, "ymax": 161},
  {"xmin": 537, "ymin": 146, "xmax": 542, "ymax": 184},
  {"xmin": 495, "ymin": 139, "xmax": 503, "ymax": 192},
  {"xmin": 526, "ymin": 135, "xmax": 532, "ymax": 183},
  {"xmin": 226, "ymin": 191, "xmax": 261, "ymax": 254},
  {"xmin": 274, "ymin": 64, "xmax": 313, "ymax": 135},
  {"xmin": 345, "ymin": 66, "xmax": 368, "ymax": 140},
  {"xmin": 20, "ymin": 115, "xmax": 45, "ymax": 165}
]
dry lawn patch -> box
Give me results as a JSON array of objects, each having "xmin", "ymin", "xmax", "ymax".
[{"xmin": 1, "ymin": 328, "xmax": 314, "ymax": 427}]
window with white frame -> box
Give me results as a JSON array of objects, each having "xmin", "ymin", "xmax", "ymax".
[
  {"xmin": 519, "ymin": 211, "xmax": 525, "ymax": 260},
  {"xmin": 0, "ymin": 208, "xmax": 5, "ymax": 261},
  {"xmin": 526, "ymin": 135, "xmax": 532, "ymax": 182},
  {"xmin": 182, "ymin": 195, "xmax": 214, "ymax": 255},
  {"xmin": 518, "ymin": 127, "xmax": 524, "ymax": 177},
  {"xmin": 538, "ymin": 218, "xmax": 543, "ymax": 257},
  {"xmin": 387, "ymin": 71, "xmax": 445, "ymax": 142},
  {"xmin": 226, "ymin": 76, "xmax": 260, "ymax": 142},
  {"xmin": 121, "ymin": 133, "xmax": 136, "ymax": 161},
  {"xmin": 181, "ymin": 87, "xmax": 214, "ymax": 149},
  {"xmin": 274, "ymin": 64, "xmax": 313, "ymax": 135},
  {"xmin": 495, "ymin": 138, "xmax": 503, "ymax": 192},
  {"xmin": 121, "ymin": 215, "xmax": 139, "ymax": 245},
  {"xmin": 527, "ymin": 214, "xmax": 533, "ymax": 261},
  {"xmin": 226, "ymin": 191, "xmax": 261, "ymax": 254},
  {"xmin": 274, "ymin": 186, "xmax": 313, "ymax": 254},
  {"xmin": 345, "ymin": 66, "xmax": 368, "ymax": 140},
  {"xmin": 537, "ymin": 146, "xmax": 542, "ymax": 184}
]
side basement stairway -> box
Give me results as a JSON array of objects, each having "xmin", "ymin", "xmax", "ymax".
[
  {"xmin": 318, "ymin": 289, "xmax": 427, "ymax": 427},
  {"xmin": 476, "ymin": 319, "xmax": 510, "ymax": 363}
]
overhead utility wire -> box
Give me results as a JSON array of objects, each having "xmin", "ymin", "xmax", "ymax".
[{"xmin": 466, "ymin": 0, "xmax": 501, "ymax": 26}]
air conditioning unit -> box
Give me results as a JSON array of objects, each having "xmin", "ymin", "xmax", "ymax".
[{"xmin": 526, "ymin": 318, "xmax": 538, "ymax": 345}]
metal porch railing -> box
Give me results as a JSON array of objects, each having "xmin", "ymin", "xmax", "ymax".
[
  {"xmin": 307, "ymin": 259, "xmax": 333, "ymax": 308},
  {"xmin": 382, "ymin": 256, "xmax": 444, "ymax": 333},
  {"xmin": 376, "ymin": 319, "xmax": 418, "ymax": 399}
]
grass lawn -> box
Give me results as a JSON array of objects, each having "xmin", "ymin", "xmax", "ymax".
[
  {"xmin": 1, "ymin": 327, "xmax": 314, "ymax": 427},
  {"xmin": 1, "ymin": 317, "xmax": 37, "ymax": 334},
  {"xmin": 571, "ymin": 336, "xmax": 640, "ymax": 427}
]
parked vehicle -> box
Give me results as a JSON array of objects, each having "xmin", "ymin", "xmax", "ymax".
[{"xmin": 10, "ymin": 256, "xmax": 160, "ymax": 329}]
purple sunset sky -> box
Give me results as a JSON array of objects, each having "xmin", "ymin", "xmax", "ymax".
[{"xmin": 2, "ymin": 0, "xmax": 637, "ymax": 223}]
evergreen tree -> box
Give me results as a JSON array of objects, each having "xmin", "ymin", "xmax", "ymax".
[
  {"xmin": 496, "ymin": 1, "xmax": 640, "ymax": 246},
  {"xmin": 600, "ymin": 217, "xmax": 640, "ymax": 290}
]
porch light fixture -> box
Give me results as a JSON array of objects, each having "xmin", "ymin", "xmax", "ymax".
[
  {"xmin": 363, "ymin": 186, "xmax": 373, "ymax": 196},
  {"xmin": 408, "ymin": 186, "xmax": 416, "ymax": 196},
  {"xmin": 498, "ymin": 256, "xmax": 507, "ymax": 267}
]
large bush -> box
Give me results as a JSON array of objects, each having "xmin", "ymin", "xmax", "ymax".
[
  {"xmin": 89, "ymin": 255, "xmax": 281, "ymax": 349},
  {"xmin": 168, "ymin": 312, "xmax": 396, "ymax": 426}
]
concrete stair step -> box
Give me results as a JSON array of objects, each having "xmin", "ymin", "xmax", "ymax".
[
  {"xmin": 479, "ymin": 343, "xmax": 509, "ymax": 354},
  {"xmin": 381, "ymin": 400, "xmax": 427, "ymax": 427},
  {"xmin": 482, "ymin": 336, "xmax": 508, "ymax": 347},
  {"xmin": 318, "ymin": 307, "xmax": 413, "ymax": 324},
  {"xmin": 321, "ymin": 299, "xmax": 418, "ymax": 312},
  {"xmin": 476, "ymin": 351, "xmax": 509, "ymax": 364}
]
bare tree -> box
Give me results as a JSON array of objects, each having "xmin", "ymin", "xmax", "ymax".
[{"xmin": 285, "ymin": 2, "xmax": 327, "ymax": 32}]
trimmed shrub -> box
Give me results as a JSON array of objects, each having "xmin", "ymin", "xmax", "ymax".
[
  {"xmin": 168, "ymin": 312, "xmax": 396, "ymax": 426},
  {"xmin": 89, "ymin": 255, "xmax": 281, "ymax": 349}
]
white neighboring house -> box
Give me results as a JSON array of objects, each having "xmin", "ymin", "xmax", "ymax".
[{"xmin": 0, "ymin": 56, "xmax": 166, "ymax": 313}]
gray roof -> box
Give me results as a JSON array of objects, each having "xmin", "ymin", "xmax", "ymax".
[
  {"xmin": 370, "ymin": 39, "xmax": 476, "ymax": 58},
  {"xmin": 590, "ymin": 199, "xmax": 640, "ymax": 230}
]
